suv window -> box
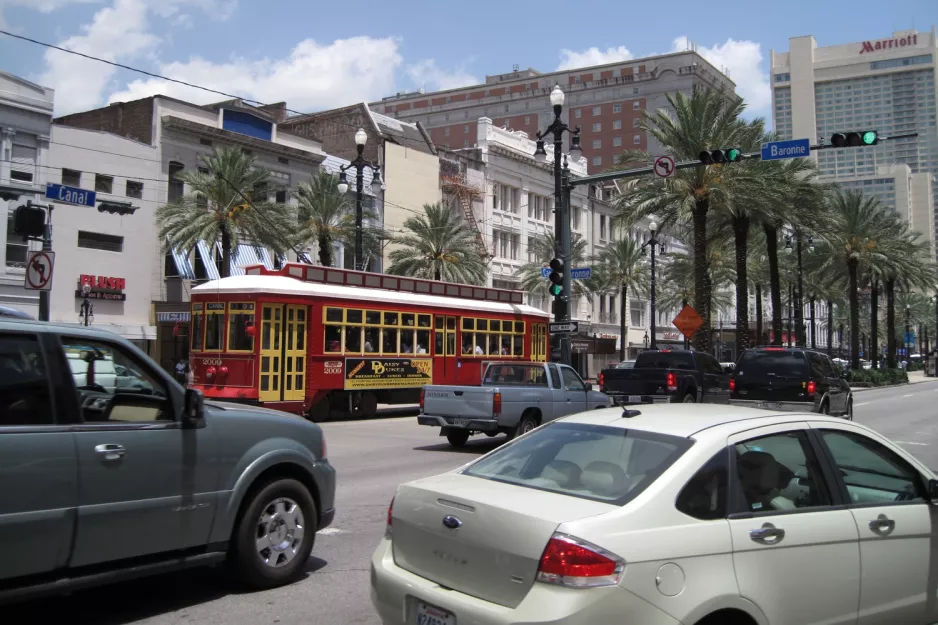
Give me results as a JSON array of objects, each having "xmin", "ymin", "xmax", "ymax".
[
  {"xmin": 734, "ymin": 430, "xmax": 831, "ymax": 513},
  {"xmin": 808, "ymin": 352, "xmax": 826, "ymax": 378},
  {"xmin": 736, "ymin": 350, "xmax": 808, "ymax": 380},
  {"xmin": 61, "ymin": 337, "xmax": 171, "ymax": 423},
  {"xmin": 676, "ymin": 450, "xmax": 729, "ymax": 520},
  {"xmin": 819, "ymin": 430, "xmax": 926, "ymax": 504},
  {"xmin": 697, "ymin": 353, "xmax": 724, "ymax": 375},
  {"xmin": 635, "ymin": 352, "xmax": 695, "ymax": 370},
  {"xmin": 820, "ymin": 355, "xmax": 837, "ymax": 378},
  {"xmin": 0, "ymin": 333, "xmax": 54, "ymax": 426},
  {"xmin": 463, "ymin": 422, "xmax": 692, "ymax": 505}
]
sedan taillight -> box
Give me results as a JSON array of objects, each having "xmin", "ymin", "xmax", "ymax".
[{"xmin": 536, "ymin": 533, "xmax": 624, "ymax": 588}]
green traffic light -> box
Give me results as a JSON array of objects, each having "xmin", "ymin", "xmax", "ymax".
[
  {"xmin": 549, "ymin": 284, "xmax": 562, "ymax": 297},
  {"xmin": 726, "ymin": 148, "xmax": 741, "ymax": 162},
  {"xmin": 861, "ymin": 131, "xmax": 878, "ymax": 145}
]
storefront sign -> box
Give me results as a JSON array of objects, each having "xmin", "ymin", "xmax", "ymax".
[
  {"xmin": 157, "ymin": 312, "xmax": 190, "ymax": 323},
  {"xmin": 860, "ymin": 33, "xmax": 918, "ymax": 54},
  {"xmin": 76, "ymin": 273, "xmax": 127, "ymax": 301},
  {"xmin": 658, "ymin": 330, "xmax": 682, "ymax": 341},
  {"xmin": 344, "ymin": 358, "xmax": 433, "ymax": 390}
]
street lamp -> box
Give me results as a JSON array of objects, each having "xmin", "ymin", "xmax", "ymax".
[
  {"xmin": 784, "ymin": 232, "xmax": 811, "ymax": 347},
  {"xmin": 78, "ymin": 283, "xmax": 94, "ymax": 326},
  {"xmin": 532, "ymin": 85, "xmax": 582, "ymax": 366},
  {"xmin": 641, "ymin": 222, "xmax": 666, "ymax": 350},
  {"xmin": 905, "ymin": 304, "xmax": 912, "ymax": 362},
  {"xmin": 336, "ymin": 128, "xmax": 382, "ymax": 271}
]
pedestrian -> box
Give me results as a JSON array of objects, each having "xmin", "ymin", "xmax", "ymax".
[{"xmin": 175, "ymin": 358, "xmax": 188, "ymax": 386}]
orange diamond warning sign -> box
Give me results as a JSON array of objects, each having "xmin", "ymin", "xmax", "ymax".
[{"xmin": 672, "ymin": 304, "xmax": 704, "ymax": 339}]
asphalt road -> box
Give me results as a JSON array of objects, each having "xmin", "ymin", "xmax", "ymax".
[{"xmin": 9, "ymin": 378, "xmax": 938, "ymax": 625}]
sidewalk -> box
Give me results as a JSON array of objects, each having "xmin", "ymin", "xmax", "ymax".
[{"xmin": 850, "ymin": 369, "xmax": 937, "ymax": 392}]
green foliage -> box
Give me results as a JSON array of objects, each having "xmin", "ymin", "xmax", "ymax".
[{"xmin": 846, "ymin": 368, "xmax": 909, "ymax": 386}]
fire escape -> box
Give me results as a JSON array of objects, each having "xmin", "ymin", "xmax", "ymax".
[{"xmin": 441, "ymin": 167, "xmax": 491, "ymax": 260}]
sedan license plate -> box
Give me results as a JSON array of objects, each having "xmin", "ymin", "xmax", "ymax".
[
  {"xmin": 758, "ymin": 401, "xmax": 783, "ymax": 410},
  {"xmin": 628, "ymin": 395, "xmax": 642, "ymax": 404},
  {"xmin": 416, "ymin": 602, "xmax": 455, "ymax": 625}
]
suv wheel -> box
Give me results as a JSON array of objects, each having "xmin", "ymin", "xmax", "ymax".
[
  {"xmin": 232, "ymin": 478, "xmax": 317, "ymax": 589},
  {"xmin": 682, "ymin": 393, "xmax": 696, "ymax": 403},
  {"xmin": 819, "ymin": 401, "xmax": 830, "ymax": 415}
]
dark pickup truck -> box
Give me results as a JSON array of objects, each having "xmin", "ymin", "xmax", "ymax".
[{"xmin": 598, "ymin": 349, "xmax": 731, "ymax": 405}]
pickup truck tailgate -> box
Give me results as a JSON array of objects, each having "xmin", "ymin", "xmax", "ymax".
[
  {"xmin": 602, "ymin": 369, "xmax": 672, "ymax": 396},
  {"xmin": 423, "ymin": 385, "xmax": 497, "ymax": 419}
]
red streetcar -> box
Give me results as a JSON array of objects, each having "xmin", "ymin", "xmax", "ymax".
[{"xmin": 187, "ymin": 263, "xmax": 550, "ymax": 421}]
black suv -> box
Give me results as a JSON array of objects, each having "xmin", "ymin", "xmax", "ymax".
[{"xmin": 729, "ymin": 347, "xmax": 853, "ymax": 419}]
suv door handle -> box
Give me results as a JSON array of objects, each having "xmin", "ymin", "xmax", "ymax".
[
  {"xmin": 868, "ymin": 514, "xmax": 896, "ymax": 535},
  {"xmin": 749, "ymin": 523, "xmax": 785, "ymax": 545},
  {"xmin": 94, "ymin": 444, "xmax": 125, "ymax": 462}
]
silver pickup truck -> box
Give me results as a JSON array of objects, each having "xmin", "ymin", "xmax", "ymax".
[{"xmin": 417, "ymin": 362, "xmax": 610, "ymax": 447}]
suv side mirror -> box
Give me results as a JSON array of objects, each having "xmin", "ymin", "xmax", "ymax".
[
  {"xmin": 928, "ymin": 478, "xmax": 938, "ymax": 504},
  {"xmin": 183, "ymin": 388, "xmax": 205, "ymax": 428}
]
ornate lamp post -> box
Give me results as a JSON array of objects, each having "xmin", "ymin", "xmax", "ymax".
[
  {"xmin": 337, "ymin": 128, "xmax": 382, "ymax": 271},
  {"xmin": 641, "ymin": 222, "xmax": 665, "ymax": 349}
]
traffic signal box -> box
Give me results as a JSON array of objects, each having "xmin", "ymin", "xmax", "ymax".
[
  {"xmin": 831, "ymin": 131, "xmax": 878, "ymax": 147},
  {"xmin": 698, "ymin": 148, "xmax": 742, "ymax": 165},
  {"xmin": 548, "ymin": 257, "xmax": 563, "ymax": 297}
]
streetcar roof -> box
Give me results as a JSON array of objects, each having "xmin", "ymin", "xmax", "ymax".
[{"xmin": 191, "ymin": 275, "xmax": 550, "ymax": 318}]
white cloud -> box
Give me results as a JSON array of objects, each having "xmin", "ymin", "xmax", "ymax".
[
  {"xmin": 406, "ymin": 59, "xmax": 478, "ymax": 91},
  {"xmin": 0, "ymin": 0, "xmax": 99, "ymax": 29},
  {"xmin": 670, "ymin": 36, "xmax": 771, "ymax": 118},
  {"xmin": 556, "ymin": 46, "xmax": 633, "ymax": 71},
  {"xmin": 107, "ymin": 36, "xmax": 403, "ymax": 113}
]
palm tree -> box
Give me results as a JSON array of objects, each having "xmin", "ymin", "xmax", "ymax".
[
  {"xmin": 518, "ymin": 232, "xmax": 592, "ymax": 301},
  {"xmin": 157, "ymin": 147, "xmax": 295, "ymax": 278},
  {"xmin": 612, "ymin": 86, "xmax": 747, "ymax": 351},
  {"xmin": 294, "ymin": 171, "xmax": 384, "ymax": 268},
  {"xmin": 595, "ymin": 237, "xmax": 647, "ymax": 360},
  {"xmin": 386, "ymin": 203, "xmax": 488, "ymax": 284},
  {"xmin": 879, "ymin": 225, "xmax": 935, "ymax": 366}
]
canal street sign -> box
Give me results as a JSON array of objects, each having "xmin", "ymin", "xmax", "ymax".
[
  {"xmin": 45, "ymin": 183, "xmax": 96, "ymax": 207},
  {"xmin": 760, "ymin": 138, "xmax": 811, "ymax": 162},
  {"xmin": 549, "ymin": 321, "xmax": 579, "ymax": 334}
]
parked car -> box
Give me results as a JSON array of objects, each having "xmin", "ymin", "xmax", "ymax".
[
  {"xmin": 372, "ymin": 404, "xmax": 938, "ymax": 625},
  {"xmin": 418, "ymin": 362, "xmax": 610, "ymax": 447},
  {"xmin": 730, "ymin": 347, "xmax": 853, "ymax": 419},
  {"xmin": 0, "ymin": 305, "xmax": 32, "ymax": 319},
  {"xmin": 599, "ymin": 349, "xmax": 730, "ymax": 405},
  {"xmin": 0, "ymin": 319, "xmax": 336, "ymax": 604}
]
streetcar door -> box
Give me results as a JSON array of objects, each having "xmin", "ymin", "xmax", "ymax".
[
  {"xmin": 433, "ymin": 315, "xmax": 458, "ymax": 384},
  {"xmin": 258, "ymin": 303, "xmax": 307, "ymax": 403}
]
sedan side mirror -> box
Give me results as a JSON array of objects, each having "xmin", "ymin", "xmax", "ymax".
[
  {"xmin": 928, "ymin": 479, "xmax": 938, "ymax": 504},
  {"xmin": 183, "ymin": 388, "xmax": 205, "ymax": 428}
]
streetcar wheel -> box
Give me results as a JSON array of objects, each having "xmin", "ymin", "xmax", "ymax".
[{"xmin": 307, "ymin": 398, "xmax": 330, "ymax": 423}]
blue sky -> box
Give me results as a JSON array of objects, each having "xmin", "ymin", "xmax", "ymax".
[{"xmin": 0, "ymin": 0, "xmax": 934, "ymax": 119}]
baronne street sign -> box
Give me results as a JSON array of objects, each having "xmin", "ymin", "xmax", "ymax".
[{"xmin": 761, "ymin": 138, "xmax": 811, "ymax": 161}]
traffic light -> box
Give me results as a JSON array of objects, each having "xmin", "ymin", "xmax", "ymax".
[
  {"xmin": 831, "ymin": 131, "xmax": 878, "ymax": 147},
  {"xmin": 698, "ymin": 148, "xmax": 743, "ymax": 165},
  {"xmin": 548, "ymin": 257, "xmax": 563, "ymax": 297}
]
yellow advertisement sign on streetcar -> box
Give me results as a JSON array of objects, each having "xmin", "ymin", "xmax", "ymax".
[{"xmin": 344, "ymin": 358, "xmax": 433, "ymax": 390}]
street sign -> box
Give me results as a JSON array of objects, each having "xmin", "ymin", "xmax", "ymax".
[
  {"xmin": 653, "ymin": 155, "xmax": 675, "ymax": 178},
  {"xmin": 760, "ymin": 138, "xmax": 811, "ymax": 161},
  {"xmin": 672, "ymin": 304, "xmax": 703, "ymax": 339},
  {"xmin": 549, "ymin": 321, "xmax": 579, "ymax": 334},
  {"xmin": 24, "ymin": 250, "xmax": 54, "ymax": 291},
  {"xmin": 45, "ymin": 183, "xmax": 96, "ymax": 207},
  {"xmin": 541, "ymin": 267, "xmax": 591, "ymax": 279}
]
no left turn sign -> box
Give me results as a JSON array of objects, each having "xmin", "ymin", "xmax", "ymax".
[
  {"xmin": 25, "ymin": 251, "xmax": 55, "ymax": 291},
  {"xmin": 653, "ymin": 155, "xmax": 676, "ymax": 178}
]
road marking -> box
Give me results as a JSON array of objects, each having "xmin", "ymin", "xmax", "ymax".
[
  {"xmin": 894, "ymin": 441, "xmax": 930, "ymax": 447},
  {"xmin": 318, "ymin": 527, "xmax": 349, "ymax": 536},
  {"xmin": 901, "ymin": 394, "xmax": 915, "ymax": 398},
  {"xmin": 855, "ymin": 402, "xmax": 870, "ymax": 406}
]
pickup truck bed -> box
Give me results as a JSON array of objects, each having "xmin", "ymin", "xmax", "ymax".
[{"xmin": 599, "ymin": 350, "xmax": 730, "ymax": 405}]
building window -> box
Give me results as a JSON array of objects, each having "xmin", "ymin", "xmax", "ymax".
[
  {"xmin": 571, "ymin": 207, "xmax": 581, "ymax": 231},
  {"xmin": 275, "ymin": 189, "xmax": 287, "ymax": 203},
  {"xmin": 633, "ymin": 101, "xmax": 641, "ymax": 110},
  {"xmin": 575, "ymin": 109, "xmax": 582, "ymax": 118},
  {"xmin": 445, "ymin": 113, "xmax": 450, "ymax": 121},
  {"xmin": 592, "ymin": 123, "xmax": 601, "ymax": 132},
  {"xmin": 493, "ymin": 230, "xmax": 519, "ymax": 260},
  {"xmin": 613, "ymin": 120, "xmax": 622, "ymax": 130},
  {"xmin": 5, "ymin": 211, "xmax": 28, "ymax": 268},
  {"xmin": 592, "ymin": 156, "xmax": 602, "ymax": 166},
  {"xmin": 633, "ymin": 118, "xmax": 641, "ymax": 128},
  {"xmin": 444, "ymin": 127, "xmax": 450, "ymax": 136},
  {"xmin": 278, "ymin": 157, "xmax": 289, "ymax": 164},
  {"xmin": 613, "ymin": 137, "xmax": 622, "ymax": 147},
  {"xmin": 125, "ymin": 180, "xmax": 143, "ymax": 199},
  {"xmin": 94, "ymin": 174, "xmax": 113, "ymax": 194},
  {"xmin": 633, "ymin": 87, "xmax": 639, "ymax": 94},
  {"xmin": 592, "ymin": 106, "xmax": 601, "ymax": 116},
  {"xmin": 630, "ymin": 300, "xmax": 644, "ymax": 327},
  {"xmin": 464, "ymin": 140, "xmax": 470, "ymax": 147},
  {"xmin": 600, "ymin": 214, "xmax": 607, "ymax": 240},
  {"xmin": 77, "ymin": 231, "xmax": 123, "ymax": 253},
  {"xmin": 613, "ymin": 103, "xmax": 622, "ymax": 113},
  {"xmin": 633, "ymin": 135, "xmax": 641, "ymax": 145},
  {"xmin": 168, "ymin": 161, "xmax": 184, "ymax": 203},
  {"xmin": 200, "ymin": 138, "xmax": 213, "ymax": 146},
  {"xmin": 504, "ymin": 104, "xmax": 510, "ymax": 113},
  {"xmin": 10, "ymin": 144, "xmax": 36, "ymax": 182},
  {"xmin": 593, "ymin": 139, "xmax": 601, "ymax": 149},
  {"xmin": 464, "ymin": 124, "xmax": 469, "ymax": 133},
  {"xmin": 524, "ymin": 116, "xmax": 530, "ymax": 125},
  {"xmin": 464, "ymin": 111, "xmax": 469, "ymax": 119},
  {"xmin": 62, "ymin": 169, "xmax": 82, "ymax": 187}
]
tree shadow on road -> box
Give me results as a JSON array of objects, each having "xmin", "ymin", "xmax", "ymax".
[
  {"xmin": 5, "ymin": 557, "xmax": 330, "ymax": 625},
  {"xmin": 414, "ymin": 437, "xmax": 505, "ymax": 454}
]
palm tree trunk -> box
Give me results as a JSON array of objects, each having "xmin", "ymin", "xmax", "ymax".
[
  {"xmin": 848, "ymin": 259, "xmax": 860, "ymax": 370},
  {"xmin": 764, "ymin": 224, "xmax": 782, "ymax": 345},
  {"xmin": 220, "ymin": 224, "xmax": 232, "ymax": 278},
  {"xmin": 732, "ymin": 215, "xmax": 750, "ymax": 352},
  {"xmin": 619, "ymin": 285, "xmax": 628, "ymax": 361},
  {"xmin": 870, "ymin": 279, "xmax": 879, "ymax": 369},
  {"xmin": 692, "ymin": 200, "xmax": 711, "ymax": 352},
  {"xmin": 827, "ymin": 300, "xmax": 834, "ymax": 356},
  {"xmin": 756, "ymin": 284, "xmax": 763, "ymax": 345},
  {"xmin": 318, "ymin": 233, "xmax": 333, "ymax": 267},
  {"xmin": 886, "ymin": 278, "xmax": 896, "ymax": 368}
]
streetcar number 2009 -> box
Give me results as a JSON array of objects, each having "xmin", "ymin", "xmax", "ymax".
[{"xmin": 202, "ymin": 359, "xmax": 223, "ymax": 366}]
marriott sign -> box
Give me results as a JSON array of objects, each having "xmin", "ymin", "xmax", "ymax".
[{"xmin": 860, "ymin": 33, "xmax": 919, "ymax": 54}]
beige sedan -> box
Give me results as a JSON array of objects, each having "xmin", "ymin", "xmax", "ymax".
[{"xmin": 371, "ymin": 404, "xmax": 938, "ymax": 625}]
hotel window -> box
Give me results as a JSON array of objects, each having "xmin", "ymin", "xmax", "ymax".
[
  {"xmin": 461, "ymin": 317, "xmax": 525, "ymax": 357},
  {"xmin": 62, "ymin": 169, "xmax": 82, "ymax": 187},
  {"xmin": 630, "ymin": 300, "xmax": 644, "ymax": 327},
  {"xmin": 613, "ymin": 137, "xmax": 622, "ymax": 147},
  {"xmin": 633, "ymin": 118, "xmax": 641, "ymax": 127},
  {"xmin": 613, "ymin": 103, "xmax": 622, "ymax": 113},
  {"xmin": 774, "ymin": 73, "xmax": 791, "ymax": 83},
  {"xmin": 613, "ymin": 120, "xmax": 622, "ymax": 130},
  {"xmin": 95, "ymin": 174, "xmax": 113, "ymax": 194},
  {"xmin": 10, "ymin": 143, "xmax": 36, "ymax": 182},
  {"xmin": 524, "ymin": 116, "xmax": 530, "ymax": 125},
  {"xmin": 600, "ymin": 215, "xmax": 607, "ymax": 240},
  {"xmin": 168, "ymin": 161, "xmax": 185, "ymax": 203},
  {"xmin": 633, "ymin": 135, "xmax": 641, "ymax": 145},
  {"xmin": 494, "ymin": 230, "xmax": 519, "ymax": 260},
  {"xmin": 592, "ymin": 156, "xmax": 602, "ymax": 166},
  {"xmin": 592, "ymin": 106, "xmax": 601, "ymax": 116},
  {"xmin": 593, "ymin": 139, "xmax": 602, "ymax": 149},
  {"xmin": 633, "ymin": 101, "xmax": 641, "ymax": 110},
  {"xmin": 126, "ymin": 180, "xmax": 143, "ymax": 199},
  {"xmin": 575, "ymin": 109, "xmax": 582, "ymax": 118},
  {"xmin": 444, "ymin": 127, "xmax": 450, "ymax": 136},
  {"xmin": 592, "ymin": 123, "xmax": 601, "ymax": 132},
  {"xmin": 464, "ymin": 124, "xmax": 469, "ymax": 133}
]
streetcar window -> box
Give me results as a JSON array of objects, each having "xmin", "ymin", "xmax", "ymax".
[
  {"xmin": 204, "ymin": 303, "xmax": 226, "ymax": 351},
  {"xmin": 446, "ymin": 332, "xmax": 456, "ymax": 356},
  {"xmin": 347, "ymin": 309, "xmax": 363, "ymax": 324},
  {"xmin": 227, "ymin": 303, "xmax": 255, "ymax": 352},
  {"xmin": 402, "ymin": 313, "xmax": 415, "ymax": 327},
  {"xmin": 419, "ymin": 315, "xmax": 432, "ymax": 328},
  {"xmin": 513, "ymin": 335, "xmax": 524, "ymax": 356},
  {"xmin": 383, "ymin": 328, "xmax": 398, "ymax": 354},
  {"xmin": 366, "ymin": 310, "xmax": 381, "ymax": 325},
  {"xmin": 490, "ymin": 320, "xmax": 501, "ymax": 332},
  {"xmin": 447, "ymin": 317, "xmax": 457, "ymax": 331},
  {"xmin": 384, "ymin": 312, "xmax": 398, "ymax": 326},
  {"xmin": 435, "ymin": 329, "xmax": 444, "ymax": 354},
  {"xmin": 477, "ymin": 319, "xmax": 488, "ymax": 331},
  {"xmin": 435, "ymin": 316, "xmax": 444, "ymax": 330},
  {"xmin": 400, "ymin": 329, "xmax": 416, "ymax": 353},
  {"xmin": 462, "ymin": 318, "xmax": 474, "ymax": 331},
  {"xmin": 325, "ymin": 326, "xmax": 342, "ymax": 353},
  {"xmin": 325, "ymin": 307, "xmax": 343, "ymax": 323},
  {"xmin": 364, "ymin": 328, "xmax": 379, "ymax": 353},
  {"xmin": 346, "ymin": 327, "xmax": 362, "ymax": 352},
  {"xmin": 488, "ymin": 334, "xmax": 500, "ymax": 355},
  {"xmin": 416, "ymin": 330, "xmax": 430, "ymax": 354},
  {"xmin": 190, "ymin": 303, "xmax": 204, "ymax": 351},
  {"xmin": 515, "ymin": 321, "xmax": 525, "ymax": 333}
]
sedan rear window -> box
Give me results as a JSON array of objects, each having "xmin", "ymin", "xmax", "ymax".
[
  {"xmin": 462, "ymin": 422, "xmax": 692, "ymax": 505},
  {"xmin": 736, "ymin": 351, "xmax": 807, "ymax": 379}
]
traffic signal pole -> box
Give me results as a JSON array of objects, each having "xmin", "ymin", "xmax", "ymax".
[{"xmin": 560, "ymin": 163, "xmax": 573, "ymax": 366}]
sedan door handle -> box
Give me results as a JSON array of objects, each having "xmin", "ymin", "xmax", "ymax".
[
  {"xmin": 94, "ymin": 444, "xmax": 126, "ymax": 462},
  {"xmin": 749, "ymin": 522, "xmax": 785, "ymax": 545},
  {"xmin": 868, "ymin": 514, "xmax": 896, "ymax": 535}
]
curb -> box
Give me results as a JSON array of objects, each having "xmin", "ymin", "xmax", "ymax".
[{"xmin": 851, "ymin": 377, "xmax": 938, "ymax": 392}]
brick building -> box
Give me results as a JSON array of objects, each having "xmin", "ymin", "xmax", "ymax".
[{"xmin": 372, "ymin": 51, "xmax": 736, "ymax": 174}]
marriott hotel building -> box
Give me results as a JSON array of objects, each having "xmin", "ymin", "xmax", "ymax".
[{"xmin": 771, "ymin": 28, "xmax": 938, "ymax": 258}]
